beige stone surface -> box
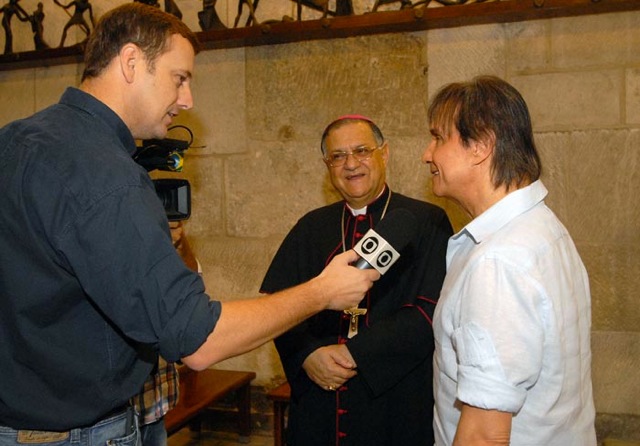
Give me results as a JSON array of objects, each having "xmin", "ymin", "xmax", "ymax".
[
  {"xmin": 551, "ymin": 11, "xmax": 640, "ymax": 69},
  {"xmin": 597, "ymin": 413, "xmax": 640, "ymax": 446},
  {"xmin": 505, "ymin": 19, "xmax": 549, "ymax": 74},
  {"xmin": 582, "ymin": 243, "xmax": 640, "ymax": 333},
  {"xmin": 426, "ymin": 23, "xmax": 506, "ymax": 99},
  {"xmin": 535, "ymin": 130, "xmax": 640, "ymax": 334},
  {"xmin": 0, "ymin": 68, "xmax": 36, "ymax": 125},
  {"xmin": 190, "ymin": 48, "xmax": 248, "ymax": 154},
  {"xmin": 511, "ymin": 71, "xmax": 622, "ymax": 131},
  {"xmin": 34, "ymin": 63, "xmax": 80, "ymax": 110},
  {"xmin": 603, "ymin": 441, "xmax": 640, "ymax": 446},
  {"xmin": 533, "ymin": 129, "xmax": 640, "ymax": 246},
  {"xmin": 532, "ymin": 131, "xmax": 570, "ymax": 219},
  {"xmin": 385, "ymin": 135, "xmax": 430, "ymax": 198},
  {"xmin": 625, "ymin": 68, "xmax": 640, "ymax": 125},
  {"xmin": 592, "ymin": 331, "xmax": 640, "ymax": 415},
  {"xmin": 196, "ymin": 237, "xmax": 277, "ymax": 298},
  {"xmin": 565, "ymin": 130, "xmax": 639, "ymax": 246},
  {"xmin": 225, "ymin": 141, "xmax": 331, "ymax": 238}
]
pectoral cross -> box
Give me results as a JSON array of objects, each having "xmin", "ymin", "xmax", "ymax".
[{"xmin": 344, "ymin": 307, "xmax": 367, "ymax": 339}]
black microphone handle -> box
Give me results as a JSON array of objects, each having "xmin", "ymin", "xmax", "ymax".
[{"xmin": 354, "ymin": 256, "xmax": 373, "ymax": 270}]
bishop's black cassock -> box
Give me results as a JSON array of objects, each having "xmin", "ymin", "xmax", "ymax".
[{"xmin": 260, "ymin": 187, "xmax": 453, "ymax": 446}]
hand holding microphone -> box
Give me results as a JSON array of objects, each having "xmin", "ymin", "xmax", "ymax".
[
  {"xmin": 312, "ymin": 209, "xmax": 417, "ymax": 314},
  {"xmin": 316, "ymin": 250, "xmax": 380, "ymax": 311}
]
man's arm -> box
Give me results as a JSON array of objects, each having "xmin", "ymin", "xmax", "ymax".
[
  {"xmin": 53, "ymin": 0, "xmax": 73, "ymax": 10},
  {"xmin": 88, "ymin": 4, "xmax": 95, "ymax": 27},
  {"xmin": 16, "ymin": 4, "xmax": 29, "ymax": 21},
  {"xmin": 453, "ymin": 403, "xmax": 512, "ymax": 446},
  {"xmin": 181, "ymin": 250, "xmax": 379, "ymax": 370}
]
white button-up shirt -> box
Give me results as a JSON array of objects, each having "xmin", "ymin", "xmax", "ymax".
[{"xmin": 433, "ymin": 180, "xmax": 596, "ymax": 446}]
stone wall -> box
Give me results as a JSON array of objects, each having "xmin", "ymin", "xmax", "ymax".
[{"xmin": 0, "ymin": 2, "xmax": 638, "ymax": 442}]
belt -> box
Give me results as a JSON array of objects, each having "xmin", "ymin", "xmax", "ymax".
[{"xmin": 15, "ymin": 405, "xmax": 134, "ymax": 444}]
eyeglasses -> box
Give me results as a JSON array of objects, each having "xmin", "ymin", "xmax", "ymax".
[{"xmin": 324, "ymin": 144, "xmax": 385, "ymax": 167}]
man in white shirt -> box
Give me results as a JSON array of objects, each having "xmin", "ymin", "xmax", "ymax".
[{"xmin": 422, "ymin": 75, "xmax": 596, "ymax": 446}]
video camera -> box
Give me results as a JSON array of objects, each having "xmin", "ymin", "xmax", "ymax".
[{"xmin": 133, "ymin": 126, "xmax": 193, "ymax": 221}]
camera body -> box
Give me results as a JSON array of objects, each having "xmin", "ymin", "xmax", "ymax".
[
  {"xmin": 153, "ymin": 178, "xmax": 191, "ymax": 221},
  {"xmin": 134, "ymin": 137, "xmax": 191, "ymax": 221}
]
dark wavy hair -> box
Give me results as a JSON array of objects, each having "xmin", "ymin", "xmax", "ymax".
[
  {"xmin": 82, "ymin": 3, "xmax": 199, "ymax": 81},
  {"xmin": 428, "ymin": 75, "xmax": 541, "ymax": 190}
]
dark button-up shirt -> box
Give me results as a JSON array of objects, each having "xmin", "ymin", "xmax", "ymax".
[{"xmin": 0, "ymin": 88, "xmax": 219, "ymax": 430}]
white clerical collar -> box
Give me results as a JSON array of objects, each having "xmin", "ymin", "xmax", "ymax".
[
  {"xmin": 347, "ymin": 205, "xmax": 367, "ymax": 216},
  {"xmin": 345, "ymin": 187, "xmax": 387, "ymax": 216}
]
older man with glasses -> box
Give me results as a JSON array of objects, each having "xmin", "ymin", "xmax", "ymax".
[{"xmin": 260, "ymin": 115, "xmax": 453, "ymax": 445}]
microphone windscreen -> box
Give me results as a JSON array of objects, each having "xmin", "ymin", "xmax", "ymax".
[{"xmin": 373, "ymin": 208, "xmax": 418, "ymax": 252}]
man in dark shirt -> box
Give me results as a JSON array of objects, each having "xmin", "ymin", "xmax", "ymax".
[
  {"xmin": 261, "ymin": 116, "xmax": 453, "ymax": 445},
  {"xmin": 0, "ymin": 4, "xmax": 378, "ymax": 442}
]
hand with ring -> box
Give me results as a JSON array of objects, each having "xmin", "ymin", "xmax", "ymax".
[{"xmin": 303, "ymin": 345, "xmax": 358, "ymax": 392}]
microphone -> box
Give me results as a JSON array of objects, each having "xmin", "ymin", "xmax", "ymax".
[{"xmin": 353, "ymin": 208, "xmax": 418, "ymax": 274}]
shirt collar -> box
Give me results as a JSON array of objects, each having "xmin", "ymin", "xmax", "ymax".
[
  {"xmin": 455, "ymin": 180, "xmax": 548, "ymax": 244},
  {"xmin": 59, "ymin": 87, "xmax": 138, "ymax": 157}
]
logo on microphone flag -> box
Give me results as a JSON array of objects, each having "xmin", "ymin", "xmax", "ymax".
[{"xmin": 353, "ymin": 229, "xmax": 401, "ymax": 275}]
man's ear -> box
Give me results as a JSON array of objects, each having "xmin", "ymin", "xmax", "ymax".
[
  {"xmin": 119, "ymin": 43, "xmax": 141, "ymax": 84},
  {"xmin": 380, "ymin": 141, "xmax": 390, "ymax": 166},
  {"xmin": 472, "ymin": 131, "xmax": 495, "ymax": 166}
]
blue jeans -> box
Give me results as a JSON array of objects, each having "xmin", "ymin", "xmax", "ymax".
[
  {"xmin": 139, "ymin": 418, "xmax": 166, "ymax": 446},
  {"xmin": 0, "ymin": 409, "xmax": 140, "ymax": 446}
]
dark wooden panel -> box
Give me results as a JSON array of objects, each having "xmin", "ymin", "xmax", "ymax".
[
  {"xmin": 164, "ymin": 367, "xmax": 256, "ymax": 436},
  {"xmin": 1, "ymin": 0, "xmax": 639, "ymax": 71}
]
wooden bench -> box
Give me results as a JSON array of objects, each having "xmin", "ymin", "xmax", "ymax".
[
  {"xmin": 266, "ymin": 382, "xmax": 291, "ymax": 446},
  {"xmin": 164, "ymin": 367, "xmax": 256, "ymax": 439}
]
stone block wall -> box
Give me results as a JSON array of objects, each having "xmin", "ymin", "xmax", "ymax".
[{"xmin": 0, "ymin": 2, "xmax": 638, "ymax": 442}]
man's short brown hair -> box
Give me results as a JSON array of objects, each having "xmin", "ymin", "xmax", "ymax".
[{"xmin": 82, "ymin": 3, "xmax": 199, "ymax": 81}]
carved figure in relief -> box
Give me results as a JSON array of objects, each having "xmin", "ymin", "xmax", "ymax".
[
  {"xmin": 30, "ymin": 2, "xmax": 49, "ymax": 50},
  {"xmin": 54, "ymin": 0, "xmax": 95, "ymax": 47},
  {"xmin": 198, "ymin": 0, "xmax": 226, "ymax": 30},
  {"xmin": 232, "ymin": 0, "xmax": 259, "ymax": 27},
  {"xmin": 1, "ymin": 0, "xmax": 29, "ymax": 54},
  {"xmin": 371, "ymin": 0, "xmax": 412, "ymax": 12},
  {"xmin": 134, "ymin": 0, "xmax": 183, "ymax": 20},
  {"xmin": 293, "ymin": 0, "xmax": 352, "ymax": 21}
]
